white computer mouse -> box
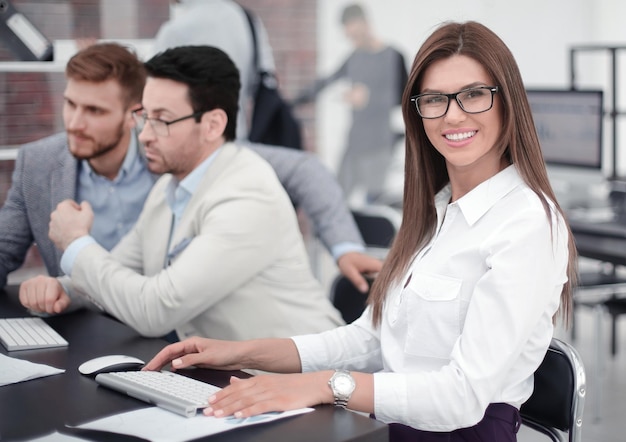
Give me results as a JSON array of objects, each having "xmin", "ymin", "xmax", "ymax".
[{"xmin": 78, "ymin": 354, "xmax": 145, "ymax": 376}]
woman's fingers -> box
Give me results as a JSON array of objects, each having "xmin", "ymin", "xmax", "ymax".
[
  {"xmin": 143, "ymin": 338, "xmax": 206, "ymax": 370},
  {"xmin": 203, "ymin": 373, "xmax": 326, "ymax": 418}
]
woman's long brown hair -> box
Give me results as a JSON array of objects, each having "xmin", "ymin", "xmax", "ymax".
[{"xmin": 368, "ymin": 21, "xmax": 577, "ymax": 328}]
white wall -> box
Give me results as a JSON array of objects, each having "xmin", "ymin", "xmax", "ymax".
[{"xmin": 315, "ymin": 0, "xmax": 626, "ymax": 176}]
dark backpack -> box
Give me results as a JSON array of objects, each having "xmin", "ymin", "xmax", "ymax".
[{"xmin": 243, "ymin": 9, "xmax": 303, "ymax": 150}]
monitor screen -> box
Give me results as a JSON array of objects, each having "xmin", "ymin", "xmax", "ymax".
[{"xmin": 525, "ymin": 89, "xmax": 604, "ymax": 169}]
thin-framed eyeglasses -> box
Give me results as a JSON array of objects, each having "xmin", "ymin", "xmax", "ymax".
[
  {"xmin": 410, "ymin": 86, "xmax": 499, "ymax": 119},
  {"xmin": 132, "ymin": 110, "xmax": 205, "ymax": 137}
]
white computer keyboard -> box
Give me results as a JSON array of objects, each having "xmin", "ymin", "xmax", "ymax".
[
  {"xmin": 95, "ymin": 370, "xmax": 222, "ymax": 418},
  {"xmin": 0, "ymin": 317, "xmax": 69, "ymax": 351}
]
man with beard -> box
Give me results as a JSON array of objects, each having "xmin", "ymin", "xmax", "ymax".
[
  {"xmin": 0, "ymin": 43, "xmax": 152, "ymax": 295},
  {"xmin": 0, "ymin": 43, "xmax": 381, "ymax": 297}
]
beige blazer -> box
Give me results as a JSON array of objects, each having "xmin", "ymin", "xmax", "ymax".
[{"xmin": 68, "ymin": 143, "xmax": 344, "ymax": 340}]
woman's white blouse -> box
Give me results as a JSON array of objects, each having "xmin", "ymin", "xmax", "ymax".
[{"xmin": 292, "ymin": 165, "xmax": 569, "ymax": 431}]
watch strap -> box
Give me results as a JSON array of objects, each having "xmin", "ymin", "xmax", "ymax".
[{"xmin": 329, "ymin": 369, "xmax": 355, "ymax": 409}]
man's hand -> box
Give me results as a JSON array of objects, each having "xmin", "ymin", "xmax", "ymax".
[
  {"xmin": 337, "ymin": 252, "xmax": 383, "ymax": 293},
  {"xmin": 19, "ymin": 275, "xmax": 71, "ymax": 314},
  {"xmin": 49, "ymin": 200, "xmax": 94, "ymax": 251}
]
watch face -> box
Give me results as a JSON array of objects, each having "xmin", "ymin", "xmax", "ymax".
[{"xmin": 333, "ymin": 373, "xmax": 355, "ymax": 394}]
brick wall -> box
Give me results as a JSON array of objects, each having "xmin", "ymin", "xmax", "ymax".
[{"xmin": 0, "ymin": 71, "xmax": 65, "ymax": 146}]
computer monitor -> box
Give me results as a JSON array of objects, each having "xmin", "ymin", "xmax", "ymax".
[
  {"xmin": 525, "ymin": 88, "xmax": 604, "ymax": 169},
  {"xmin": 526, "ymin": 88, "xmax": 608, "ymax": 208}
]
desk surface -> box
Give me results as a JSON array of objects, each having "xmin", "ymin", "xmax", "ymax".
[
  {"xmin": 573, "ymin": 232, "xmax": 626, "ymax": 266},
  {"xmin": 0, "ymin": 288, "xmax": 388, "ymax": 442},
  {"xmin": 569, "ymin": 219, "xmax": 626, "ymax": 266}
]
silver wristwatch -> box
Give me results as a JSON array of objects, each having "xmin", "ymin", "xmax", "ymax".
[{"xmin": 328, "ymin": 369, "xmax": 356, "ymax": 408}]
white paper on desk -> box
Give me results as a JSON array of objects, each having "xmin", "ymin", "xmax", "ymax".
[
  {"xmin": 25, "ymin": 431, "xmax": 87, "ymax": 441},
  {"xmin": 0, "ymin": 353, "xmax": 65, "ymax": 386},
  {"xmin": 76, "ymin": 406, "xmax": 314, "ymax": 442}
]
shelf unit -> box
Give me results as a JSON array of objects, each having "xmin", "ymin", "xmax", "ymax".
[{"xmin": 570, "ymin": 45, "xmax": 626, "ymax": 179}]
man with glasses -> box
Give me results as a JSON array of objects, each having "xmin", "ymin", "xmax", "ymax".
[
  {"xmin": 1, "ymin": 42, "xmax": 381, "ymax": 298},
  {"xmin": 19, "ymin": 45, "xmax": 346, "ymax": 341}
]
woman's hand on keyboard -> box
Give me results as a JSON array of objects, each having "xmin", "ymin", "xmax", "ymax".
[
  {"xmin": 203, "ymin": 372, "xmax": 332, "ymax": 418},
  {"xmin": 143, "ymin": 336, "xmax": 302, "ymax": 374},
  {"xmin": 142, "ymin": 337, "xmax": 368, "ymax": 419},
  {"xmin": 142, "ymin": 337, "xmax": 247, "ymax": 372},
  {"xmin": 19, "ymin": 275, "xmax": 71, "ymax": 314}
]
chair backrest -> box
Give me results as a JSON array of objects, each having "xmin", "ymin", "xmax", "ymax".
[
  {"xmin": 520, "ymin": 338, "xmax": 586, "ymax": 442},
  {"xmin": 330, "ymin": 275, "xmax": 371, "ymax": 323},
  {"xmin": 351, "ymin": 205, "xmax": 401, "ymax": 249}
]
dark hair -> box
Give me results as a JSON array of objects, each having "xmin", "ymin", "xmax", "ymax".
[
  {"xmin": 341, "ymin": 4, "xmax": 366, "ymax": 24},
  {"xmin": 65, "ymin": 42, "xmax": 146, "ymax": 109},
  {"xmin": 368, "ymin": 21, "xmax": 577, "ymax": 327},
  {"xmin": 143, "ymin": 45, "xmax": 240, "ymax": 141}
]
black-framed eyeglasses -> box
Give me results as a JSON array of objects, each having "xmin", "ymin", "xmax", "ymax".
[
  {"xmin": 132, "ymin": 110, "xmax": 205, "ymax": 137},
  {"xmin": 410, "ymin": 86, "xmax": 499, "ymax": 119}
]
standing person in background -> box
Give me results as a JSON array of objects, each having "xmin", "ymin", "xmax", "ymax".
[
  {"xmin": 144, "ymin": 21, "xmax": 578, "ymax": 441},
  {"xmin": 292, "ymin": 3, "xmax": 408, "ymax": 206},
  {"xmin": 153, "ymin": 0, "xmax": 275, "ymax": 141}
]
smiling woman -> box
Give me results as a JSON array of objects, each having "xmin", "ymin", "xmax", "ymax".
[
  {"xmin": 417, "ymin": 55, "xmax": 505, "ymax": 194},
  {"xmin": 140, "ymin": 21, "xmax": 578, "ymax": 442}
]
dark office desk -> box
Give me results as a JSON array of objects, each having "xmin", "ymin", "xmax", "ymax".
[
  {"xmin": 569, "ymin": 219, "xmax": 626, "ymax": 265},
  {"xmin": 0, "ymin": 287, "xmax": 388, "ymax": 442},
  {"xmin": 572, "ymin": 231, "xmax": 626, "ymax": 265}
]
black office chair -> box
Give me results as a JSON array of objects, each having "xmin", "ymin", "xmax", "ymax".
[
  {"xmin": 520, "ymin": 338, "xmax": 586, "ymax": 442},
  {"xmin": 330, "ymin": 274, "xmax": 371, "ymax": 323},
  {"xmin": 351, "ymin": 205, "xmax": 401, "ymax": 249}
]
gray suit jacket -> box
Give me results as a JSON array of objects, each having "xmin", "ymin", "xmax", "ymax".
[
  {"xmin": 0, "ymin": 133, "xmax": 77, "ymax": 285},
  {"xmin": 0, "ymin": 133, "xmax": 363, "ymax": 286},
  {"xmin": 67, "ymin": 143, "xmax": 344, "ymax": 339}
]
